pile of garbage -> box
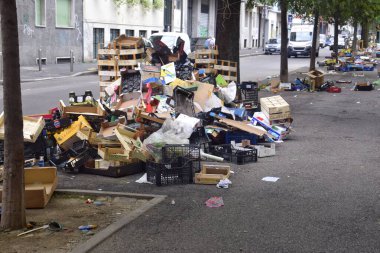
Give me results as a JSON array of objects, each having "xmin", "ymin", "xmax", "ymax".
[{"xmin": 0, "ymin": 35, "xmax": 294, "ymax": 186}]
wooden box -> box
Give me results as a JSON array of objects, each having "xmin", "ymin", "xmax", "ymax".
[
  {"xmin": 0, "ymin": 113, "xmax": 44, "ymax": 143},
  {"xmin": 54, "ymin": 115, "xmax": 92, "ymax": 150},
  {"xmin": 195, "ymin": 164, "xmax": 231, "ymax": 185},
  {"xmin": 306, "ymin": 70, "xmax": 325, "ymax": 87},
  {"xmin": 60, "ymin": 100, "xmax": 105, "ymax": 117},
  {"xmin": 260, "ymin": 95, "xmax": 291, "ymax": 121}
]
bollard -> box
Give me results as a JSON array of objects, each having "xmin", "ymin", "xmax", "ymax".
[
  {"xmin": 70, "ymin": 50, "xmax": 74, "ymax": 72},
  {"xmin": 38, "ymin": 49, "xmax": 42, "ymax": 71}
]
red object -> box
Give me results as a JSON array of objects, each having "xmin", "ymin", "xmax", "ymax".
[{"xmin": 327, "ymin": 86, "xmax": 341, "ymax": 93}]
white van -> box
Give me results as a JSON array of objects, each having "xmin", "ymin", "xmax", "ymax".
[{"xmin": 287, "ymin": 25, "xmax": 319, "ymax": 58}]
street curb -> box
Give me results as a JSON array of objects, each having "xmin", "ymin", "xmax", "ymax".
[
  {"xmin": 240, "ymin": 52, "xmax": 264, "ymax": 58},
  {"xmin": 53, "ymin": 189, "xmax": 166, "ymax": 253},
  {"xmin": 16, "ymin": 70, "xmax": 97, "ymax": 83}
]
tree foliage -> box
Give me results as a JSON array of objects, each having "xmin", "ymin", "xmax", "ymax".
[{"xmin": 113, "ymin": 0, "xmax": 163, "ymax": 9}]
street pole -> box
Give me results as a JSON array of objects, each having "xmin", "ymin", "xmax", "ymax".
[
  {"xmin": 38, "ymin": 48, "xmax": 42, "ymax": 71},
  {"xmin": 70, "ymin": 49, "xmax": 74, "ymax": 72}
]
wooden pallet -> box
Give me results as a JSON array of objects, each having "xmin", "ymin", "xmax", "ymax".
[
  {"xmin": 214, "ymin": 60, "xmax": 238, "ymax": 82},
  {"xmin": 194, "ymin": 47, "xmax": 218, "ymax": 74},
  {"xmin": 98, "ymin": 43, "xmax": 118, "ymax": 99}
]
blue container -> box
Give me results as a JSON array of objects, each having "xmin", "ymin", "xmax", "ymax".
[{"xmin": 225, "ymin": 131, "xmax": 258, "ymax": 145}]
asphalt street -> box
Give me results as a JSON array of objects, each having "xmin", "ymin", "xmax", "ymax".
[{"xmin": 0, "ymin": 48, "xmax": 379, "ymax": 252}]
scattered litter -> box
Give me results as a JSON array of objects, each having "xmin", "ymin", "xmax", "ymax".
[
  {"xmin": 294, "ymin": 95, "xmax": 297, "ymax": 98},
  {"xmin": 262, "ymin": 176, "xmax": 280, "ymax": 182},
  {"xmin": 230, "ymin": 171, "xmax": 235, "ymax": 174},
  {"xmin": 97, "ymin": 189, "xmax": 103, "ymax": 191},
  {"xmin": 171, "ymin": 199, "xmax": 176, "ymax": 205},
  {"xmin": 356, "ymin": 101, "xmax": 361, "ymax": 104},
  {"xmin": 135, "ymin": 173, "xmax": 153, "ymax": 184},
  {"xmin": 85, "ymin": 199, "xmax": 93, "ymax": 204},
  {"xmin": 78, "ymin": 225, "xmax": 97, "ymax": 232},
  {"xmin": 205, "ymin": 197, "xmax": 224, "ymax": 208},
  {"xmin": 310, "ymin": 102, "xmax": 313, "ymax": 105},
  {"xmin": 93, "ymin": 201, "xmax": 104, "ymax": 206},
  {"xmin": 116, "ymin": 212, "xmax": 122, "ymax": 215},
  {"xmin": 216, "ymin": 178, "xmax": 232, "ymax": 189}
]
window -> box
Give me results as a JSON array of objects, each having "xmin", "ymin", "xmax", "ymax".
[
  {"xmin": 93, "ymin": 28, "xmax": 104, "ymax": 59},
  {"xmin": 201, "ymin": 4, "xmax": 209, "ymax": 13},
  {"xmin": 56, "ymin": 0, "xmax": 74, "ymax": 27},
  {"xmin": 175, "ymin": 0, "xmax": 181, "ymax": 9},
  {"xmin": 35, "ymin": 0, "xmax": 46, "ymax": 26},
  {"xmin": 110, "ymin": 29, "xmax": 120, "ymax": 41},
  {"xmin": 244, "ymin": 39, "xmax": 247, "ymax": 48},
  {"xmin": 151, "ymin": 30, "xmax": 159, "ymax": 35},
  {"xmin": 139, "ymin": 30, "xmax": 147, "ymax": 38},
  {"xmin": 125, "ymin": 29, "xmax": 135, "ymax": 37},
  {"xmin": 245, "ymin": 11, "xmax": 249, "ymax": 27}
]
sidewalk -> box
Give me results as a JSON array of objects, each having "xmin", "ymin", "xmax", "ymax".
[
  {"xmin": 18, "ymin": 62, "xmax": 98, "ymax": 83},
  {"xmin": 7, "ymin": 48, "xmax": 261, "ymax": 84}
]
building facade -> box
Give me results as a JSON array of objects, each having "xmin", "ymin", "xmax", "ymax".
[
  {"xmin": 13, "ymin": 0, "xmax": 84, "ymax": 66},
  {"xmin": 239, "ymin": 2, "xmax": 281, "ymax": 50}
]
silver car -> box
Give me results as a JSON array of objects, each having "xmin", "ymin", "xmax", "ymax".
[{"xmin": 265, "ymin": 38, "xmax": 281, "ymax": 54}]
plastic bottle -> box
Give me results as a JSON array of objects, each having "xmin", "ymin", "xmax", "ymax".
[
  {"xmin": 38, "ymin": 156, "xmax": 44, "ymax": 167},
  {"xmin": 69, "ymin": 92, "xmax": 76, "ymax": 104},
  {"xmin": 84, "ymin": 90, "xmax": 93, "ymax": 103}
]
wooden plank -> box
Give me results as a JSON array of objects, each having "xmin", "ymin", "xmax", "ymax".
[
  {"xmin": 119, "ymin": 48, "xmax": 144, "ymax": 55},
  {"xmin": 98, "ymin": 49, "xmax": 118, "ymax": 55},
  {"xmin": 98, "ymin": 59, "xmax": 116, "ymax": 66},
  {"xmin": 118, "ymin": 59, "xmax": 141, "ymax": 66},
  {"xmin": 195, "ymin": 59, "xmax": 217, "ymax": 64},
  {"xmin": 262, "ymin": 110, "xmax": 292, "ymax": 121},
  {"xmin": 99, "ymin": 81, "xmax": 115, "ymax": 87},
  {"xmin": 98, "ymin": 70, "xmax": 117, "ymax": 77},
  {"xmin": 214, "ymin": 65, "xmax": 237, "ymax": 72},
  {"xmin": 194, "ymin": 49, "xmax": 219, "ymax": 55}
]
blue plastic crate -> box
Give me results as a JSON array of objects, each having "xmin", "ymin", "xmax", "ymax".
[{"xmin": 225, "ymin": 131, "xmax": 258, "ymax": 145}]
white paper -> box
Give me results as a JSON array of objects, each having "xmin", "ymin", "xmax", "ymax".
[
  {"xmin": 135, "ymin": 173, "xmax": 153, "ymax": 184},
  {"xmin": 262, "ymin": 176, "xmax": 280, "ymax": 182}
]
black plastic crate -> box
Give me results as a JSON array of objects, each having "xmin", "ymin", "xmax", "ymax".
[
  {"xmin": 237, "ymin": 82, "xmax": 259, "ymax": 109},
  {"xmin": 146, "ymin": 156, "xmax": 193, "ymax": 186},
  {"xmin": 71, "ymin": 140, "xmax": 90, "ymax": 154},
  {"xmin": 63, "ymin": 148, "xmax": 98, "ymax": 173},
  {"xmin": 80, "ymin": 161, "xmax": 145, "ymax": 178},
  {"xmin": 162, "ymin": 144, "xmax": 201, "ymax": 173},
  {"xmin": 209, "ymin": 144, "xmax": 257, "ymax": 165}
]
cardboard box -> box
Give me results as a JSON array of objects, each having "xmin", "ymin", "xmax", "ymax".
[
  {"xmin": 306, "ymin": 70, "xmax": 325, "ymax": 87},
  {"xmin": 253, "ymin": 143, "xmax": 276, "ymax": 157},
  {"xmin": 260, "ymin": 95, "xmax": 291, "ymax": 121}
]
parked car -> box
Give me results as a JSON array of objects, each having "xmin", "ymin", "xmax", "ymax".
[{"xmin": 264, "ymin": 38, "xmax": 281, "ymax": 54}]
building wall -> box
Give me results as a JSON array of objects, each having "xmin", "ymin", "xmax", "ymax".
[
  {"xmin": 240, "ymin": 2, "xmax": 260, "ymax": 49},
  {"xmin": 189, "ymin": 0, "xmax": 216, "ymax": 38},
  {"xmin": 83, "ymin": 0, "xmax": 165, "ymax": 61},
  {"xmin": 16, "ymin": 0, "xmax": 83, "ymax": 66}
]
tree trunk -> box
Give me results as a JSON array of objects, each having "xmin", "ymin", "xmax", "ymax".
[
  {"xmin": 216, "ymin": 0, "xmax": 241, "ymax": 83},
  {"xmin": 0, "ymin": 0, "xmax": 26, "ymax": 229},
  {"xmin": 333, "ymin": 13, "xmax": 339, "ymax": 60},
  {"xmin": 280, "ymin": 0, "xmax": 288, "ymax": 82},
  {"xmin": 361, "ymin": 21, "xmax": 369, "ymax": 48},
  {"xmin": 352, "ymin": 20, "xmax": 358, "ymax": 51},
  {"xmin": 309, "ymin": 7, "xmax": 319, "ymax": 71}
]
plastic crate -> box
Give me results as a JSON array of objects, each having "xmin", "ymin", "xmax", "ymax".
[
  {"xmin": 146, "ymin": 157, "xmax": 193, "ymax": 186},
  {"xmin": 63, "ymin": 148, "xmax": 98, "ymax": 173},
  {"xmin": 209, "ymin": 144, "xmax": 257, "ymax": 165},
  {"xmin": 162, "ymin": 144, "xmax": 201, "ymax": 173},
  {"xmin": 237, "ymin": 82, "xmax": 259, "ymax": 109},
  {"xmin": 225, "ymin": 131, "xmax": 258, "ymax": 145},
  {"xmin": 189, "ymin": 127, "xmax": 211, "ymax": 152}
]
